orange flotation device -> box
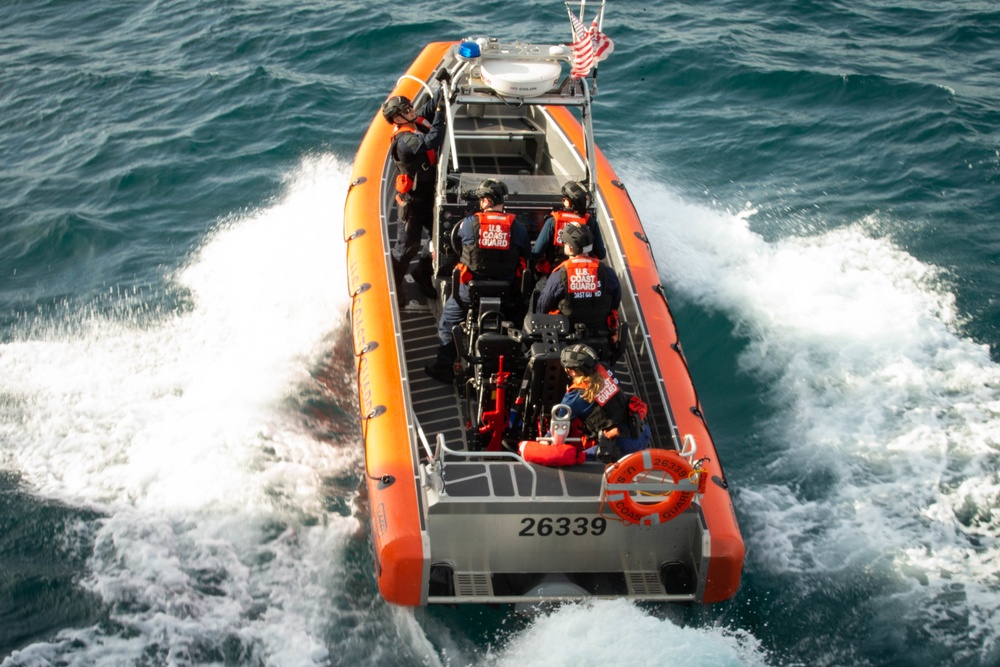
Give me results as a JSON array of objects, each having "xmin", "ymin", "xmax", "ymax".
[{"xmin": 603, "ymin": 449, "xmax": 704, "ymax": 526}]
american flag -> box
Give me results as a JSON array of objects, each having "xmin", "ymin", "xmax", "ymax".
[
  {"xmin": 568, "ymin": 10, "xmax": 593, "ymax": 79},
  {"xmin": 591, "ymin": 17, "xmax": 614, "ymax": 62},
  {"xmin": 567, "ymin": 5, "xmax": 614, "ymax": 79}
]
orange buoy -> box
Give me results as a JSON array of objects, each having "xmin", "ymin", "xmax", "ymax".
[{"xmin": 603, "ymin": 449, "xmax": 699, "ymax": 526}]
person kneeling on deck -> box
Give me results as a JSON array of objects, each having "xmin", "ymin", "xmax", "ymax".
[
  {"xmin": 425, "ymin": 178, "xmax": 530, "ymax": 384},
  {"xmin": 531, "ymin": 181, "xmax": 606, "ymax": 280},
  {"xmin": 559, "ymin": 343, "xmax": 651, "ymax": 462},
  {"xmin": 536, "ymin": 222, "xmax": 621, "ymax": 356}
]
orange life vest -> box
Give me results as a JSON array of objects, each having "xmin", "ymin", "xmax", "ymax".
[
  {"xmin": 458, "ymin": 211, "xmax": 520, "ymax": 280},
  {"xmin": 550, "ymin": 256, "xmax": 614, "ymax": 329},
  {"xmin": 390, "ymin": 119, "xmax": 437, "ymax": 206},
  {"xmin": 551, "ymin": 210, "xmax": 589, "ymax": 245}
]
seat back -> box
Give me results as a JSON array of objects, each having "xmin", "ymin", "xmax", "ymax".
[
  {"xmin": 523, "ymin": 313, "xmax": 571, "ymax": 340},
  {"xmin": 468, "ymin": 279, "xmax": 515, "ymax": 318},
  {"xmin": 475, "ymin": 332, "xmax": 523, "ymax": 381},
  {"xmin": 516, "ymin": 343, "xmax": 567, "ymax": 441}
]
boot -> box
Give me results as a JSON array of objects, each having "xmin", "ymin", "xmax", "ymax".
[
  {"xmin": 412, "ymin": 254, "xmax": 436, "ymax": 299},
  {"xmin": 424, "ymin": 344, "xmax": 456, "ymax": 384},
  {"xmin": 391, "ymin": 257, "xmax": 407, "ymax": 307},
  {"xmin": 391, "ymin": 256, "xmax": 406, "ymax": 283}
]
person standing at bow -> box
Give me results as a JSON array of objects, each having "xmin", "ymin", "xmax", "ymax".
[{"xmin": 381, "ymin": 68, "xmax": 451, "ymax": 300}]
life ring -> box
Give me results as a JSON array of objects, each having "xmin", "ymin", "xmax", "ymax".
[{"xmin": 603, "ymin": 449, "xmax": 699, "ymax": 526}]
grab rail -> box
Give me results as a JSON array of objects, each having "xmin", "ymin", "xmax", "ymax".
[
  {"xmin": 416, "ymin": 420, "xmax": 435, "ymax": 462},
  {"xmin": 434, "ymin": 434, "xmax": 539, "ymax": 500},
  {"xmin": 397, "ymin": 70, "xmax": 462, "ymax": 172},
  {"xmin": 604, "ymin": 479, "xmax": 701, "ymax": 493}
]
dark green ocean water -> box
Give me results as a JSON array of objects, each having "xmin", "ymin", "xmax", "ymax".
[{"xmin": 2, "ymin": 1, "xmax": 998, "ymax": 665}]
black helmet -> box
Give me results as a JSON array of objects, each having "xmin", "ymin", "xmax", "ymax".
[
  {"xmin": 559, "ymin": 221, "xmax": 594, "ymax": 255},
  {"xmin": 474, "ymin": 178, "xmax": 508, "ymax": 205},
  {"xmin": 560, "ymin": 343, "xmax": 599, "ymax": 374},
  {"xmin": 561, "ymin": 181, "xmax": 590, "ymax": 214},
  {"xmin": 381, "ymin": 95, "xmax": 412, "ymax": 124}
]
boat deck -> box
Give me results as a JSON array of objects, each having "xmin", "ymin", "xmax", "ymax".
[
  {"xmin": 438, "ymin": 459, "xmax": 609, "ymax": 499},
  {"xmin": 398, "ymin": 307, "xmax": 467, "ymax": 448},
  {"xmin": 385, "ymin": 99, "xmax": 676, "ymax": 505},
  {"xmin": 397, "ymin": 303, "xmax": 646, "ymax": 502}
]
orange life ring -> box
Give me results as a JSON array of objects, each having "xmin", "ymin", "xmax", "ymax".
[{"xmin": 603, "ymin": 449, "xmax": 698, "ymax": 526}]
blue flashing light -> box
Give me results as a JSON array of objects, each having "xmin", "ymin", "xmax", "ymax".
[{"xmin": 457, "ymin": 41, "xmax": 481, "ymax": 61}]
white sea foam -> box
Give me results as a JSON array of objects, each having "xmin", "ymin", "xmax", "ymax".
[
  {"xmin": 0, "ymin": 155, "xmax": 375, "ymax": 666},
  {"xmin": 629, "ymin": 179, "xmax": 1000, "ymax": 662},
  {"xmin": 486, "ymin": 600, "xmax": 768, "ymax": 667},
  {"xmin": 8, "ymin": 153, "xmax": 997, "ymax": 665}
]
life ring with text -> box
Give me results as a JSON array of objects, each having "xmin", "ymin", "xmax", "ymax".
[{"xmin": 603, "ymin": 449, "xmax": 700, "ymax": 526}]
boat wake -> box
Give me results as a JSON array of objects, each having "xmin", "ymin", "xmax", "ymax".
[
  {"xmin": 0, "ymin": 155, "xmax": 369, "ymax": 666},
  {"xmin": 479, "ymin": 599, "xmax": 767, "ymax": 667},
  {"xmin": 629, "ymin": 176, "xmax": 1000, "ymax": 665},
  {"xmin": 0, "ymin": 153, "xmax": 773, "ymax": 666},
  {"xmin": 9, "ymin": 153, "xmax": 994, "ymax": 666}
]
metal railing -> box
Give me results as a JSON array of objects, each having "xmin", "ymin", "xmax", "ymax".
[{"xmin": 428, "ymin": 432, "xmax": 540, "ymax": 500}]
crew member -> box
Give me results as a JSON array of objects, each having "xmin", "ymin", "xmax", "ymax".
[
  {"xmin": 531, "ymin": 181, "xmax": 606, "ymax": 277},
  {"xmin": 425, "ymin": 178, "xmax": 530, "ymax": 383},
  {"xmin": 381, "ymin": 67, "xmax": 451, "ymax": 300},
  {"xmin": 536, "ymin": 222, "xmax": 621, "ymax": 348},
  {"xmin": 558, "ymin": 343, "xmax": 651, "ymax": 462}
]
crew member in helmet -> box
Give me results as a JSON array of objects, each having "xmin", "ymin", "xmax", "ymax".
[
  {"xmin": 425, "ymin": 178, "xmax": 530, "ymax": 383},
  {"xmin": 531, "ymin": 181, "xmax": 606, "ymax": 276},
  {"xmin": 381, "ymin": 68, "xmax": 451, "ymax": 300},
  {"xmin": 536, "ymin": 222, "xmax": 621, "ymax": 346},
  {"xmin": 558, "ymin": 343, "xmax": 651, "ymax": 462}
]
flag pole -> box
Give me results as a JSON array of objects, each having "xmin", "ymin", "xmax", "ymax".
[
  {"xmin": 566, "ymin": 2, "xmax": 576, "ymax": 43},
  {"xmin": 586, "ymin": 0, "xmax": 606, "ymax": 193},
  {"xmin": 582, "ymin": 0, "xmax": 596, "ymax": 189},
  {"xmin": 591, "ymin": 0, "xmax": 607, "ymax": 84},
  {"xmin": 569, "ymin": 1, "xmax": 587, "ymax": 43},
  {"xmin": 589, "ymin": 1, "xmax": 607, "ymax": 98}
]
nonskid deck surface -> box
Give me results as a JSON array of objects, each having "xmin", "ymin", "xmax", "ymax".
[
  {"xmin": 398, "ymin": 307, "xmax": 467, "ymax": 450},
  {"xmin": 439, "ymin": 459, "xmax": 608, "ymax": 499}
]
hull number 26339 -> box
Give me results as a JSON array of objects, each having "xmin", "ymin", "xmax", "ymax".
[{"xmin": 518, "ymin": 516, "xmax": 607, "ymax": 537}]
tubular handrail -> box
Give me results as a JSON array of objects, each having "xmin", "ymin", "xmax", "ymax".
[
  {"xmin": 416, "ymin": 420, "xmax": 435, "ymax": 462},
  {"xmin": 604, "ymin": 479, "xmax": 700, "ymax": 494},
  {"xmin": 680, "ymin": 434, "xmax": 697, "ymax": 463},
  {"xmin": 441, "ymin": 60, "xmax": 468, "ymax": 171},
  {"xmin": 434, "ymin": 433, "xmax": 539, "ymax": 500}
]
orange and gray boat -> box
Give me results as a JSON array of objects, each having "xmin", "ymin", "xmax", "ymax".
[{"xmin": 344, "ymin": 24, "xmax": 744, "ymax": 607}]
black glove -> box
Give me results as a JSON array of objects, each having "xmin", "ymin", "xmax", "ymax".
[{"xmin": 435, "ymin": 68, "xmax": 452, "ymax": 83}]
